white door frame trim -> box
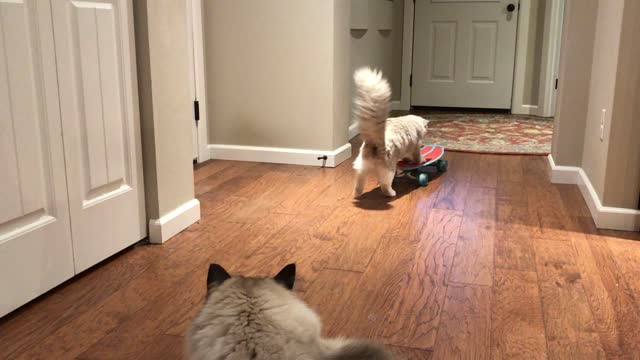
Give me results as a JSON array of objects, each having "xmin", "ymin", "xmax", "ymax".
[{"xmin": 186, "ymin": 0, "xmax": 210, "ymax": 162}]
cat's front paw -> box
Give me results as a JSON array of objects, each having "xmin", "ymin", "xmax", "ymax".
[{"xmin": 381, "ymin": 187, "xmax": 396, "ymax": 197}]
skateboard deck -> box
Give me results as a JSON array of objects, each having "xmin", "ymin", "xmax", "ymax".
[
  {"xmin": 398, "ymin": 145, "xmax": 445, "ymax": 171},
  {"xmin": 396, "ymin": 145, "xmax": 447, "ymax": 187}
]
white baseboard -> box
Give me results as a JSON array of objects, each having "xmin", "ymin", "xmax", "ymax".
[
  {"xmin": 512, "ymin": 104, "xmax": 539, "ymax": 116},
  {"xmin": 148, "ymin": 198, "xmax": 201, "ymax": 244},
  {"xmin": 208, "ymin": 143, "xmax": 352, "ymax": 168},
  {"xmin": 547, "ymin": 155, "xmax": 640, "ymax": 231},
  {"xmin": 547, "ymin": 154, "xmax": 581, "ymax": 184},
  {"xmin": 348, "ymin": 123, "xmax": 359, "ymax": 140}
]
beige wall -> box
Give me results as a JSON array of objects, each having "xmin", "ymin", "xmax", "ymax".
[
  {"xmin": 134, "ymin": 0, "xmax": 195, "ymax": 219},
  {"xmin": 551, "ymin": 0, "xmax": 597, "ymax": 167},
  {"xmin": 580, "ymin": 0, "xmax": 624, "ymax": 203},
  {"xmin": 552, "ymin": 0, "xmax": 640, "ymax": 209},
  {"xmin": 204, "ymin": 0, "xmax": 350, "ymax": 151},
  {"xmin": 602, "ymin": 0, "xmax": 640, "ymax": 208},
  {"xmin": 350, "ymin": 0, "xmax": 404, "ymax": 106}
]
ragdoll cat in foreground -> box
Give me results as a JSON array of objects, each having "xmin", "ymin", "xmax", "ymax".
[
  {"xmin": 352, "ymin": 67, "xmax": 429, "ymax": 198},
  {"xmin": 187, "ymin": 264, "xmax": 394, "ymax": 360}
]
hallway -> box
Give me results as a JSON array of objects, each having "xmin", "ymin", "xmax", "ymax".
[{"xmin": 1, "ymin": 146, "xmax": 639, "ymax": 359}]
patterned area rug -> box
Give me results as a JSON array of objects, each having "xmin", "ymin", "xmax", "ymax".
[{"xmin": 424, "ymin": 114, "xmax": 554, "ymax": 155}]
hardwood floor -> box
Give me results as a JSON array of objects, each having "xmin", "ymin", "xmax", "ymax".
[{"xmin": 1, "ymin": 143, "xmax": 640, "ymax": 359}]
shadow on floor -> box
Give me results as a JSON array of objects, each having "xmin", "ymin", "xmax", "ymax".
[{"xmin": 353, "ymin": 172, "xmax": 444, "ymax": 210}]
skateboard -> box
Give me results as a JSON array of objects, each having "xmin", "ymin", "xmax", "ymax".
[{"xmin": 397, "ymin": 145, "xmax": 448, "ymax": 186}]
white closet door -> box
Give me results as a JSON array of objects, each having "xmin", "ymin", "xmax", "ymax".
[
  {"xmin": 51, "ymin": 0, "xmax": 146, "ymax": 272},
  {"xmin": 0, "ymin": 0, "xmax": 74, "ymax": 317}
]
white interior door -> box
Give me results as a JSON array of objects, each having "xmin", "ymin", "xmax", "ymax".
[
  {"xmin": 412, "ymin": 0, "xmax": 518, "ymax": 108},
  {"xmin": 0, "ymin": 0, "xmax": 75, "ymax": 317},
  {"xmin": 51, "ymin": 0, "xmax": 146, "ymax": 272}
]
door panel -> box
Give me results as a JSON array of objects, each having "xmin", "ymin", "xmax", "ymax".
[
  {"xmin": 412, "ymin": 0, "xmax": 518, "ymax": 108},
  {"xmin": 0, "ymin": 0, "xmax": 74, "ymax": 317},
  {"xmin": 51, "ymin": 0, "xmax": 145, "ymax": 272},
  {"xmin": 72, "ymin": 1, "xmax": 127, "ymax": 195},
  {"xmin": 430, "ymin": 22, "xmax": 457, "ymax": 81},
  {"xmin": 470, "ymin": 22, "xmax": 498, "ymax": 82}
]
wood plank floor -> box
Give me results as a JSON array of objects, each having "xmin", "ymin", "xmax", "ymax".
[{"xmin": 2, "ymin": 141, "xmax": 640, "ymax": 359}]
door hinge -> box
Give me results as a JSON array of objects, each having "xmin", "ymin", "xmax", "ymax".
[
  {"xmin": 555, "ymin": 78, "xmax": 558, "ymax": 89},
  {"xmin": 518, "ymin": 2, "xmax": 520, "ymax": 10},
  {"xmin": 410, "ymin": 74, "xmax": 413, "ymax": 87},
  {"xmin": 193, "ymin": 100, "xmax": 200, "ymax": 124}
]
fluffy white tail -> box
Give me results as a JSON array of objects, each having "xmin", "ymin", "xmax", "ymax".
[{"xmin": 353, "ymin": 67, "xmax": 391, "ymax": 145}]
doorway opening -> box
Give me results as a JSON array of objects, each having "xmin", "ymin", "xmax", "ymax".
[{"xmin": 356, "ymin": 0, "xmax": 565, "ymax": 155}]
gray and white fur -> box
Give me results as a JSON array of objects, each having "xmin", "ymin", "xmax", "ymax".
[
  {"xmin": 352, "ymin": 67, "xmax": 429, "ymax": 197},
  {"xmin": 187, "ymin": 264, "xmax": 394, "ymax": 360}
]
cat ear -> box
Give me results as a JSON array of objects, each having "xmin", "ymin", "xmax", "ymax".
[
  {"xmin": 274, "ymin": 264, "xmax": 296, "ymax": 290},
  {"xmin": 207, "ymin": 264, "xmax": 231, "ymax": 288}
]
